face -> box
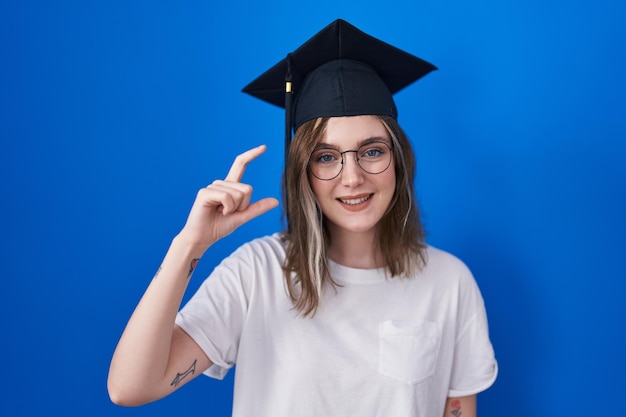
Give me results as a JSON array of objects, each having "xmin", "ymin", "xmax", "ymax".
[{"xmin": 309, "ymin": 115, "xmax": 396, "ymax": 239}]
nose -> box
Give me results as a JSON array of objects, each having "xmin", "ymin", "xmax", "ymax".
[{"xmin": 340, "ymin": 151, "xmax": 364, "ymax": 186}]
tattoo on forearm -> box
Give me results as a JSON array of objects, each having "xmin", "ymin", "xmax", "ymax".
[
  {"xmin": 170, "ymin": 359, "xmax": 197, "ymax": 387},
  {"xmin": 188, "ymin": 258, "xmax": 200, "ymax": 278},
  {"xmin": 153, "ymin": 266, "xmax": 162, "ymax": 280},
  {"xmin": 450, "ymin": 399, "xmax": 462, "ymax": 417}
]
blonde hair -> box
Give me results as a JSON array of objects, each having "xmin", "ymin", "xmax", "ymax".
[{"xmin": 281, "ymin": 116, "xmax": 427, "ymax": 316}]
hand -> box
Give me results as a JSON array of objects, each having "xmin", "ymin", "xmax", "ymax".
[{"xmin": 178, "ymin": 145, "xmax": 279, "ymax": 251}]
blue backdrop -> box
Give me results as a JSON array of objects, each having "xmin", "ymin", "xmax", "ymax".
[{"xmin": 1, "ymin": 1, "xmax": 625, "ymax": 415}]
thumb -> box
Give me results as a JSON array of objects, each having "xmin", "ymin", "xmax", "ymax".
[{"xmin": 235, "ymin": 197, "xmax": 280, "ymax": 225}]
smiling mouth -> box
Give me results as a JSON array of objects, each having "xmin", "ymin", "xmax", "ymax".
[{"xmin": 338, "ymin": 194, "xmax": 373, "ymax": 205}]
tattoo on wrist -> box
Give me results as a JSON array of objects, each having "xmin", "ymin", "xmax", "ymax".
[
  {"xmin": 450, "ymin": 399, "xmax": 462, "ymax": 417},
  {"xmin": 170, "ymin": 359, "xmax": 197, "ymax": 387},
  {"xmin": 188, "ymin": 258, "xmax": 200, "ymax": 278}
]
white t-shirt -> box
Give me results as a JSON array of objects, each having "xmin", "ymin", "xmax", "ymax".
[{"xmin": 176, "ymin": 234, "xmax": 497, "ymax": 417}]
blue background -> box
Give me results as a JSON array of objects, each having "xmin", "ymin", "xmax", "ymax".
[{"xmin": 1, "ymin": 0, "xmax": 625, "ymax": 415}]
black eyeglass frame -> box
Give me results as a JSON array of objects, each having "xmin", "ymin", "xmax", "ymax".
[{"xmin": 308, "ymin": 141, "xmax": 394, "ymax": 181}]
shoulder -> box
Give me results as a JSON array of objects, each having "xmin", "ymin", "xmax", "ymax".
[
  {"xmin": 219, "ymin": 233, "xmax": 287, "ymax": 274},
  {"xmin": 231, "ymin": 233, "xmax": 287, "ymax": 260},
  {"xmin": 423, "ymin": 245, "xmax": 473, "ymax": 278},
  {"xmin": 417, "ymin": 245, "xmax": 485, "ymax": 296},
  {"xmin": 422, "ymin": 245, "xmax": 488, "ymax": 310},
  {"xmin": 198, "ymin": 234, "xmax": 287, "ymax": 295}
]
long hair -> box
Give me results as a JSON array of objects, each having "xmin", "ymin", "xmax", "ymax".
[{"xmin": 281, "ymin": 115, "xmax": 427, "ymax": 317}]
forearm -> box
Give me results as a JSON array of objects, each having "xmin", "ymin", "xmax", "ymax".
[
  {"xmin": 108, "ymin": 234, "xmax": 205, "ymax": 403},
  {"xmin": 443, "ymin": 395, "xmax": 476, "ymax": 417}
]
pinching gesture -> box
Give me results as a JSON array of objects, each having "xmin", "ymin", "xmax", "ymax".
[{"xmin": 179, "ymin": 144, "xmax": 279, "ymax": 252}]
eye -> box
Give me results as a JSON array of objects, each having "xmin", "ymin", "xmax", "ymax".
[
  {"xmin": 359, "ymin": 144, "xmax": 386, "ymax": 160},
  {"xmin": 311, "ymin": 150, "xmax": 340, "ymax": 164}
]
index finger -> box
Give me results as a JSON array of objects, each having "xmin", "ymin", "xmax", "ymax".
[{"xmin": 224, "ymin": 144, "xmax": 268, "ymax": 183}]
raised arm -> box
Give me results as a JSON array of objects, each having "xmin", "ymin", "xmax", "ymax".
[{"xmin": 107, "ymin": 145, "xmax": 279, "ymax": 406}]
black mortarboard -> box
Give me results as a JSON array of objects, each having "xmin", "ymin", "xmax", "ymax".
[{"xmin": 242, "ymin": 18, "xmax": 437, "ymax": 162}]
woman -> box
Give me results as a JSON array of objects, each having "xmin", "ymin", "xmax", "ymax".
[{"xmin": 108, "ymin": 19, "xmax": 497, "ymax": 417}]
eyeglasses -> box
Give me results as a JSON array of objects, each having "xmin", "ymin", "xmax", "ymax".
[{"xmin": 308, "ymin": 141, "xmax": 393, "ymax": 181}]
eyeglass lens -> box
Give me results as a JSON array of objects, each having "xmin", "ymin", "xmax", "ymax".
[{"xmin": 309, "ymin": 141, "xmax": 392, "ymax": 181}]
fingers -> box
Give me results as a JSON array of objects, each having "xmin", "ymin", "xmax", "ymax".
[
  {"xmin": 208, "ymin": 180, "xmax": 253, "ymax": 215},
  {"xmin": 224, "ymin": 145, "xmax": 267, "ymax": 183},
  {"xmin": 214, "ymin": 144, "xmax": 270, "ymax": 215},
  {"xmin": 205, "ymin": 181, "xmax": 278, "ymax": 220},
  {"xmin": 190, "ymin": 145, "xmax": 277, "ymax": 240}
]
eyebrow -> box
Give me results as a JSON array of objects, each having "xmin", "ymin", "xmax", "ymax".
[{"xmin": 314, "ymin": 136, "xmax": 392, "ymax": 151}]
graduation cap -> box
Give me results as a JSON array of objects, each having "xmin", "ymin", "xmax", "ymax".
[{"xmin": 242, "ymin": 18, "xmax": 437, "ymax": 162}]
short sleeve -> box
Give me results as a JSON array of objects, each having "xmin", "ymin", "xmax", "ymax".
[
  {"xmin": 447, "ymin": 269, "xmax": 498, "ymax": 397},
  {"xmin": 175, "ymin": 245, "xmax": 254, "ymax": 380}
]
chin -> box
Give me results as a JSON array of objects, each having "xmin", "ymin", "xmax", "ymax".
[{"xmin": 328, "ymin": 219, "xmax": 382, "ymax": 235}]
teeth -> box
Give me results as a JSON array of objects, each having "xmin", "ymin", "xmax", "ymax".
[{"xmin": 340, "ymin": 195, "xmax": 371, "ymax": 205}]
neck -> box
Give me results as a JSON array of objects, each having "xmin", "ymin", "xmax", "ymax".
[{"xmin": 327, "ymin": 227, "xmax": 384, "ymax": 269}]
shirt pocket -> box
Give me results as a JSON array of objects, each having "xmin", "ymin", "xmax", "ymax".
[{"xmin": 378, "ymin": 320, "xmax": 442, "ymax": 385}]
